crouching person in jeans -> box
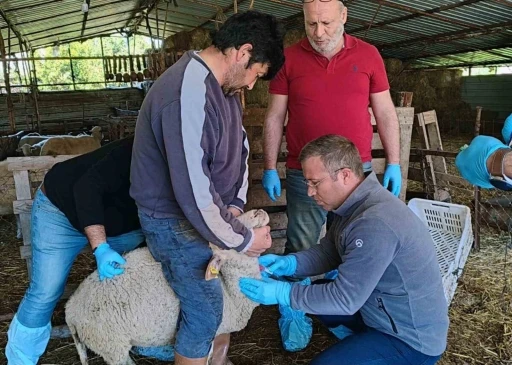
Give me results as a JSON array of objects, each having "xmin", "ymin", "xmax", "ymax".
[
  {"xmin": 6, "ymin": 136, "xmax": 153, "ymax": 364},
  {"xmin": 129, "ymin": 10, "xmax": 285, "ymax": 365},
  {"xmin": 240, "ymin": 135, "xmax": 450, "ymax": 365}
]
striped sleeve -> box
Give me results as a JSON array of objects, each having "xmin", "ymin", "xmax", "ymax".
[
  {"xmin": 229, "ymin": 127, "xmax": 250, "ymax": 213},
  {"xmin": 161, "ymin": 58, "xmax": 254, "ymax": 252}
]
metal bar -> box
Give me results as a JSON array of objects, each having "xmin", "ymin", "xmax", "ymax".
[
  {"xmin": 474, "ymin": 106, "xmax": 482, "ymax": 252},
  {"xmin": 68, "ymin": 44, "xmax": 76, "ymax": 91},
  {"xmin": 0, "ymin": 8, "xmax": 29, "ymax": 49},
  {"xmin": 410, "ymin": 58, "xmax": 512, "ymax": 70},
  {"xmin": 1, "ymin": 81, "xmax": 125, "ymax": 88},
  {"xmin": 155, "ymin": 0, "xmax": 160, "ymax": 40},
  {"xmin": 146, "ymin": 13, "xmax": 156, "ymax": 50},
  {"xmin": 350, "ymin": 0, "xmax": 485, "ymax": 34},
  {"xmin": 3, "ymin": 55, "xmax": 147, "ymax": 62},
  {"xmin": 378, "ymin": 21, "xmax": 512, "ymax": 51},
  {"xmin": 367, "ymin": 0, "xmax": 481, "ymax": 29},
  {"xmin": 364, "ymin": 3, "xmax": 382, "ymax": 40},
  {"xmin": 0, "ymin": 28, "xmax": 16, "ymax": 131},
  {"xmin": 404, "ymin": 43, "xmax": 512, "ymax": 62},
  {"xmin": 162, "ymin": 2, "xmax": 170, "ymax": 40}
]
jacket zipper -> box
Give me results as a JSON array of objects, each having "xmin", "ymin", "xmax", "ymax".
[{"xmin": 377, "ymin": 298, "xmax": 398, "ymax": 334}]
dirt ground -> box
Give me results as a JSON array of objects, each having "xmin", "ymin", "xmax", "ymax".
[{"xmin": 0, "ymin": 200, "xmax": 511, "ymax": 364}]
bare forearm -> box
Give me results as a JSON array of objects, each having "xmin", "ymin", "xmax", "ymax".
[
  {"xmin": 376, "ymin": 113, "xmax": 400, "ymax": 164},
  {"xmin": 84, "ymin": 225, "xmax": 107, "ymax": 249},
  {"xmin": 263, "ymin": 95, "xmax": 288, "ymax": 170}
]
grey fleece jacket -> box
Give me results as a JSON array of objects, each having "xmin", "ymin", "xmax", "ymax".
[{"xmin": 290, "ymin": 173, "xmax": 449, "ymax": 356}]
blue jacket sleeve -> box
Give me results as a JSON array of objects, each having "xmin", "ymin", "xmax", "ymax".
[{"xmin": 290, "ymin": 217, "xmax": 401, "ymax": 315}]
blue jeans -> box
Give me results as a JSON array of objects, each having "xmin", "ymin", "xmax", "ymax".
[
  {"xmin": 286, "ymin": 163, "xmax": 372, "ymax": 253},
  {"xmin": 138, "ymin": 211, "xmax": 223, "ymax": 359},
  {"xmin": 312, "ymin": 312, "xmax": 442, "ymax": 365},
  {"xmin": 7, "ymin": 189, "xmax": 144, "ymax": 364}
]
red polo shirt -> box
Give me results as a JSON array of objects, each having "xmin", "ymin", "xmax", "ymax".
[{"xmin": 269, "ymin": 34, "xmax": 389, "ymax": 169}]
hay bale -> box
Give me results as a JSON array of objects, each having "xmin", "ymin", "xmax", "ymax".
[
  {"xmin": 426, "ymin": 69, "xmax": 463, "ymax": 89},
  {"xmin": 163, "ymin": 35, "xmax": 174, "ymax": 50},
  {"xmin": 171, "ymin": 30, "xmax": 192, "ymax": 51},
  {"xmin": 384, "ymin": 58, "xmax": 403, "ymax": 77},
  {"xmin": 189, "ymin": 28, "xmax": 212, "ymax": 50},
  {"xmin": 245, "ymin": 80, "xmax": 270, "ymax": 108},
  {"xmin": 284, "ymin": 29, "xmax": 306, "ymax": 48}
]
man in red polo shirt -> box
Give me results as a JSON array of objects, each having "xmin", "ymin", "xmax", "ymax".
[{"xmin": 263, "ymin": 0, "xmax": 400, "ymax": 254}]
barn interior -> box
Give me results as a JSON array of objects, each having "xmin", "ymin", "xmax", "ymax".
[{"xmin": 0, "ymin": 0, "xmax": 512, "ymax": 364}]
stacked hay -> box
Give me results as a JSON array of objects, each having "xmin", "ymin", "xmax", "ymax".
[
  {"xmin": 389, "ymin": 66, "xmax": 473, "ymax": 134},
  {"xmin": 245, "ymin": 29, "xmax": 306, "ymax": 108},
  {"xmin": 165, "ymin": 28, "xmax": 212, "ymax": 52}
]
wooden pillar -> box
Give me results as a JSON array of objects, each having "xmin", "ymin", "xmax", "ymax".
[
  {"xmin": 28, "ymin": 46, "xmax": 41, "ymax": 133},
  {"xmin": 473, "ymin": 106, "xmax": 482, "ymax": 251},
  {"xmin": 100, "ymin": 36, "xmax": 107, "ymax": 88},
  {"xmin": 68, "ymin": 44, "xmax": 76, "ymax": 91},
  {"xmin": 0, "ymin": 29, "xmax": 16, "ymax": 132}
]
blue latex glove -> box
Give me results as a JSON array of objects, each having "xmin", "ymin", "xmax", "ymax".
[
  {"xmin": 382, "ymin": 164, "xmax": 401, "ymax": 196},
  {"xmin": 259, "ymin": 254, "xmax": 297, "ymax": 277},
  {"xmin": 455, "ymin": 135, "xmax": 507, "ymax": 189},
  {"xmin": 93, "ymin": 242, "xmax": 126, "ymax": 281},
  {"xmin": 262, "ymin": 169, "xmax": 281, "ymax": 201},
  {"xmin": 131, "ymin": 345, "xmax": 175, "ymax": 361},
  {"xmin": 239, "ymin": 277, "xmax": 292, "ymax": 306},
  {"xmin": 501, "ymin": 113, "xmax": 512, "ymax": 146}
]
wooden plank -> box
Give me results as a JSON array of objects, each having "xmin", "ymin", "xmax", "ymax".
[
  {"xmin": 371, "ymin": 158, "xmax": 386, "ymax": 175},
  {"xmin": 371, "ymin": 133, "xmax": 383, "ymax": 150},
  {"xmin": 13, "ymin": 171, "xmax": 31, "ymax": 200},
  {"xmin": 250, "ymin": 162, "xmax": 286, "ymax": 181},
  {"xmin": 369, "ymin": 107, "xmax": 414, "ymax": 126},
  {"xmin": 247, "ymin": 186, "xmax": 287, "ymax": 209},
  {"xmin": 13, "ymin": 199, "xmax": 33, "ymax": 214},
  {"xmin": 398, "ymin": 121, "xmax": 413, "ymax": 202},
  {"xmin": 7, "ymin": 155, "xmax": 77, "ymax": 172},
  {"xmin": 268, "ymin": 211, "xmax": 287, "ymax": 231}
]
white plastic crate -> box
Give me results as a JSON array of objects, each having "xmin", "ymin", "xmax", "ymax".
[{"xmin": 408, "ymin": 198, "xmax": 474, "ymax": 305}]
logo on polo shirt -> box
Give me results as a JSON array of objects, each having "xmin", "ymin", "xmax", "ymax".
[
  {"xmin": 355, "ymin": 239, "xmax": 363, "ymax": 247},
  {"xmin": 352, "ymin": 65, "xmax": 358, "ymax": 72}
]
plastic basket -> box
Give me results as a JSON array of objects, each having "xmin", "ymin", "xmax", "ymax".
[{"xmin": 408, "ymin": 198, "xmax": 474, "ymax": 305}]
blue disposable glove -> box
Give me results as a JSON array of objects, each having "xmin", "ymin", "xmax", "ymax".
[
  {"xmin": 239, "ymin": 277, "xmax": 292, "ymax": 306},
  {"xmin": 455, "ymin": 135, "xmax": 507, "ymax": 189},
  {"xmin": 259, "ymin": 254, "xmax": 297, "ymax": 277},
  {"xmin": 501, "ymin": 113, "xmax": 512, "ymax": 146},
  {"xmin": 93, "ymin": 242, "xmax": 126, "ymax": 281},
  {"xmin": 262, "ymin": 169, "xmax": 281, "ymax": 201},
  {"xmin": 382, "ymin": 164, "xmax": 401, "ymax": 197}
]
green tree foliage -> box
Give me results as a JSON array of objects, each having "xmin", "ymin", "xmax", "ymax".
[{"xmin": 35, "ymin": 35, "xmax": 154, "ymax": 91}]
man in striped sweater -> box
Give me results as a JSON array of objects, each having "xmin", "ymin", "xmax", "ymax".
[{"xmin": 130, "ymin": 11, "xmax": 285, "ymax": 365}]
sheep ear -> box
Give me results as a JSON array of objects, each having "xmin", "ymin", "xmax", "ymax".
[{"xmin": 205, "ymin": 255, "xmax": 222, "ymax": 281}]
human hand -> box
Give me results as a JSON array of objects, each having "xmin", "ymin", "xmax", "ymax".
[
  {"xmin": 382, "ymin": 164, "xmax": 401, "ymax": 196},
  {"xmin": 245, "ymin": 226, "xmax": 272, "ymax": 257},
  {"xmin": 93, "ymin": 243, "xmax": 126, "ymax": 281},
  {"xmin": 239, "ymin": 277, "xmax": 292, "ymax": 306},
  {"xmin": 456, "ymin": 135, "xmax": 507, "ymax": 189},
  {"xmin": 259, "ymin": 254, "xmax": 297, "ymax": 277},
  {"xmin": 262, "ymin": 169, "xmax": 281, "ymax": 202}
]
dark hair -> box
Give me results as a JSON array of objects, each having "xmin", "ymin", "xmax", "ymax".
[{"xmin": 211, "ymin": 10, "xmax": 285, "ymax": 80}]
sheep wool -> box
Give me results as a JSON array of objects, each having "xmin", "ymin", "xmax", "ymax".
[{"xmin": 65, "ymin": 209, "xmax": 269, "ymax": 365}]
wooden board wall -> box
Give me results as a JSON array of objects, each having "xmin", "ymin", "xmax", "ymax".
[{"xmin": 0, "ymin": 89, "xmax": 144, "ymax": 134}]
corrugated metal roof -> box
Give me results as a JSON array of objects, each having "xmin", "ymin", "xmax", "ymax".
[{"xmin": 0, "ymin": 0, "xmax": 510, "ymax": 68}]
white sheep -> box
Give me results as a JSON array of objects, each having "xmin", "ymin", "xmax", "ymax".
[
  {"xmin": 65, "ymin": 209, "xmax": 269, "ymax": 365},
  {"xmin": 20, "ymin": 126, "xmax": 103, "ymax": 156}
]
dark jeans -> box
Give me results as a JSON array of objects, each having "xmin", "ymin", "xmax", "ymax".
[
  {"xmin": 138, "ymin": 211, "xmax": 223, "ymax": 359},
  {"xmin": 311, "ymin": 280, "xmax": 442, "ymax": 365}
]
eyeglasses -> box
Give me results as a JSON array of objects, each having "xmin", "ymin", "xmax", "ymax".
[
  {"xmin": 303, "ymin": 167, "xmax": 346, "ymax": 190},
  {"xmin": 303, "ymin": 0, "xmax": 343, "ymax": 3}
]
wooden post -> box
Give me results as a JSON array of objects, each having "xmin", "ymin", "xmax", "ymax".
[
  {"xmin": 474, "ymin": 106, "xmax": 482, "ymax": 251},
  {"xmin": 26, "ymin": 44, "xmax": 41, "ymax": 132},
  {"xmin": 100, "ymin": 36, "xmax": 107, "ymax": 88},
  {"xmin": 68, "ymin": 44, "xmax": 76, "ymax": 91},
  {"xmin": 0, "ymin": 29, "xmax": 16, "ymax": 132}
]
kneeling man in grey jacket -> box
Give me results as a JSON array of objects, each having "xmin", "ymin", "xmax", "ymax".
[{"xmin": 240, "ymin": 134, "xmax": 449, "ymax": 365}]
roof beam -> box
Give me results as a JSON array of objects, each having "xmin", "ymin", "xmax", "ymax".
[
  {"xmin": 367, "ymin": 0, "xmax": 481, "ymax": 30},
  {"xmin": 412, "ymin": 58, "xmax": 512, "ymax": 69},
  {"xmin": 350, "ymin": 0, "xmax": 485, "ymax": 34},
  {"xmin": 402, "ymin": 44, "xmax": 512, "ymax": 61},
  {"xmin": 378, "ymin": 21, "xmax": 512, "ymax": 51},
  {"xmin": 12, "ymin": 0, "xmax": 129, "ymax": 27},
  {"xmin": 0, "ymin": 8, "xmax": 30, "ymax": 50},
  {"xmin": 195, "ymin": 0, "xmax": 251, "ymax": 30}
]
